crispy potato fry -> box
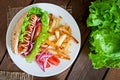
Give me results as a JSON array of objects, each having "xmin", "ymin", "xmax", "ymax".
[
  {"xmin": 55, "ymin": 52, "xmax": 70, "ymax": 60},
  {"xmin": 49, "ymin": 15, "xmax": 57, "ymax": 32},
  {"xmin": 45, "ymin": 40, "xmax": 56, "ymax": 48},
  {"xmin": 68, "ymin": 27, "xmax": 72, "ymax": 34},
  {"xmin": 48, "ymin": 35, "xmax": 56, "ymax": 41},
  {"xmin": 70, "ymin": 35, "xmax": 79, "ymax": 43},
  {"xmin": 48, "ymin": 48, "xmax": 57, "ymax": 54},
  {"xmin": 45, "ymin": 13, "xmax": 78, "ymax": 60},
  {"xmin": 64, "ymin": 41, "xmax": 72, "ymax": 50},
  {"xmin": 40, "ymin": 44, "xmax": 48, "ymax": 48},
  {"xmin": 60, "ymin": 27, "xmax": 71, "ymax": 35},
  {"xmin": 61, "ymin": 42, "xmax": 67, "ymax": 48},
  {"xmin": 56, "ymin": 34, "xmax": 67, "ymax": 46},
  {"xmin": 54, "ymin": 16, "xmax": 62, "ymax": 28},
  {"xmin": 55, "ymin": 30, "xmax": 60, "ymax": 39},
  {"xmin": 57, "ymin": 47, "xmax": 70, "ymax": 54}
]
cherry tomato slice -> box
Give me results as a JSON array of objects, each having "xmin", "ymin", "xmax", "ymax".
[
  {"xmin": 48, "ymin": 55, "xmax": 60, "ymax": 66},
  {"xmin": 46, "ymin": 62, "xmax": 50, "ymax": 68}
]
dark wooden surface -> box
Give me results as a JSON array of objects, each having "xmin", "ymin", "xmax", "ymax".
[
  {"xmin": 0, "ymin": 0, "xmax": 32, "ymax": 64},
  {"xmin": 0, "ymin": 0, "xmax": 120, "ymax": 80}
]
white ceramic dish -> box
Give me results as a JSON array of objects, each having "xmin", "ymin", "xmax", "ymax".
[{"xmin": 6, "ymin": 3, "xmax": 81, "ymax": 77}]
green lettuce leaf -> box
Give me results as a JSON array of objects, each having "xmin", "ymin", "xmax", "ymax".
[
  {"xmin": 89, "ymin": 29, "xmax": 120, "ymax": 69},
  {"xmin": 19, "ymin": 7, "xmax": 42, "ymax": 42},
  {"xmin": 87, "ymin": 0, "xmax": 120, "ymax": 32},
  {"xmin": 25, "ymin": 32, "xmax": 50, "ymax": 62},
  {"xmin": 25, "ymin": 9, "xmax": 50, "ymax": 63},
  {"xmin": 87, "ymin": 0, "xmax": 120, "ymax": 69},
  {"xmin": 28, "ymin": 7, "xmax": 42, "ymax": 16}
]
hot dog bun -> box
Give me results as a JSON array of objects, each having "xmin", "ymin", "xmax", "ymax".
[{"xmin": 11, "ymin": 12, "xmax": 27, "ymax": 54}]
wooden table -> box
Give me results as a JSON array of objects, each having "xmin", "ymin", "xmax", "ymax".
[{"xmin": 0, "ymin": 0, "xmax": 120, "ymax": 80}]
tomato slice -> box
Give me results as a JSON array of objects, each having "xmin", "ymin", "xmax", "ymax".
[
  {"xmin": 39, "ymin": 59, "xmax": 50, "ymax": 68},
  {"xmin": 46, "ymin": 62, "xmax": 50, "ymax": 68},
  {"xmin": 33, "ymin": 22, "xmax": 42, "ymax": 41},
  {"xmin": 48, "ymin": 55, "xmax": 60, "ymax": 66}
]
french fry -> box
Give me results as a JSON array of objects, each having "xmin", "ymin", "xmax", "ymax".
[
  {"xmin": 45, "ymin": 39, "xmax": 57, "ymax": 48},
  {"xmin": 46, "ymin": 13, "xmax": 78, "ymax": 60},
  {"xmin": 55, "ymin": 30, "xmax": 60, "ymax": 39},
  {"xmin": 68, "ymin": 27, "xmax": 72, "ymax": 34},
  {"xmin": 64, "ymin": 41, "xmax": 72, "ymax": 50},
  {"xmin": 54, "ymin": 16, "xmax": 62, "ymax": 28},
  {"xmin": 61, "ymin": 42, "xmax": 67, "ymax": 48},
  {"xmin": 56, "ymin": 34, "xmax": 67, "ymax": 46},
  {"xmin": 48, "ymin": 48, "xmax": 57, "ymax": 54},
  {"xmin": 57, "ymin": 47, "xmax": 70, "ymax": 55},
  {"xmin": 56, "ymin": 52, "xmax": 70, "ymax": 60},
  {"xmin": 57, "ymin": 16, "xmax": 62, "ymax": 27},
  {"xmin": 49, "ymin": 16, "xmax": 57, "ymax": 32},
  {"xmin": 63, "ymin": 35, "xmax": 71, "ymax": 43},
  {"xmin": 48, "ymin": 35, "xmax": 56, "ymax": 41},
  {"xmin": 70, "ymin": 35, "xmax": 79, "ymax": 43},
  {"xmin": 60, "ymin": 26, "xmax": 71, "ymax": 35}
]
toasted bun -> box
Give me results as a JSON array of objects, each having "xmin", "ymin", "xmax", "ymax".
[{"xmin": 11, "ymin": 12, "xmax": 27, "ymax": 54}]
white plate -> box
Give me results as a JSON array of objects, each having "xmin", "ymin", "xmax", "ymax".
[{"xmin": 6, "ymin": 3, "xmax": 81, "ymax": 77}]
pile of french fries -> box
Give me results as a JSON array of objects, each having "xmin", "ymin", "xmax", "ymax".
[{"xmin": 41, "ymin": 13, "xmax": 78, "ymax": 60}]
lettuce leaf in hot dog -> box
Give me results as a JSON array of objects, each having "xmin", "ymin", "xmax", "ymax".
[
  {"xmin": 19, "ymin": 7, "xmax": 42, "ymax": 42},
  {"xmin": 25, "ymin": 8, "xmax": 50, "ymax": 63}
]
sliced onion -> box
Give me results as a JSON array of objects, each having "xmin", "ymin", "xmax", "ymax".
[
  {"xmin": 36, "ymin": 53, "xmax": 53, "ymax": 72},
  {"xmin": 23, "ymin": 42, "xmax": 34, "ymax": 56},
  {"xmin": 22, "ymin": 18, "xmax": 40, "ymax": 56},
  {"xmin": 36, "ymin": 46, "xmax": 53, "ymax": 72},
  {"xmin": 30, "ymin": 18, "xmax": 40, "ymax": 42}
]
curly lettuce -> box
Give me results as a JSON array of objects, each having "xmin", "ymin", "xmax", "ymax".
[
  {"xmin": 87, "ymin": 0, "xmax": 120, "ymax": 69},
  {"xmin": 19, "ymin": 7, "xmax": 42, "ymax": 42},
  {"xmin": 25, "ymin": 8, "xmax": 50, "ymax": 63}
]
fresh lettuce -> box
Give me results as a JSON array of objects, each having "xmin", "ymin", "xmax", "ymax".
[
  {"xmin": 87, "ymin": 0, "xmax": 120, "ymax": 69},
  {"xmin": 25, "ymin": 32, "xmax": 50, "ymax": 62},
  {"xmin": 19, "ymin": 16, "xmax": 30, "ymax": 42},
  {"xmin": 19, "ymin": 7, "xmax": 42, "ymax": 42},
  {"xmin": 25, "ymin": 9, "xmax": 50, "ymax": 63},
  {"xmin": 28, "ymin": 7, "xmax": 42, "ymax": 16},
  {"xmin": 87, "ymin": 0, "xmax": 120, "ymax": 32}
]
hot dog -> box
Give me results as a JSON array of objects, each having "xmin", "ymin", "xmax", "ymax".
[
  {"xmin": 18, "ymin": 14, "xmax": 38, "ymax": 54},
  {"xmin": 11, "ymin": 7, "xmax": 49, "ymax": 58}
]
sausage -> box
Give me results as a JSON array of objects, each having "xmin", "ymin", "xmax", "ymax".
[
  {"xmin": 33, "ymin": 22, "xmax": 42, "ymax": 41},
  {"xmin": 18, "ymin": 14, "xmax": 38, "ymax": 54}
]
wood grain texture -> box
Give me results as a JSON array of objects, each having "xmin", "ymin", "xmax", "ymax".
[
  {"xmin": 0, "ymin": 52, "xmax": 22, "ymax": 72},
  {"xmin": 33, "ymin": 69, "xmax": 70, "ymax": 80},
  {"xmin": 105, "ymin": 68, "xmax": 120, "ymax": 80},
  {"xmin": 34, "ymin": 0, "xmax": 70, "ymax": 6},
  {"xmin": 72, "ymin": 0, "xmax": 95, "ymax": 34},
  {"xmin": 0, "ymin": 0, "xmax": 32, "ymax": 63},
  {"xmin": 0, "ymin": 71, "xmax": 33, "ymax": 80},
  {"xmin": 67, "ymin": 37, "xmax": 107, "ymax": 80}
]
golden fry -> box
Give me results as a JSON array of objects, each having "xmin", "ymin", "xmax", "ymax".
[
  {"xmin": 48, "ymin": 35, "xmax": 56, "ymax": 41},
  {"xmin": 55, "ymin": 30, "xmax": 60, "ymax": 39},
  {"xmin": 45, "ymin": 39, "xmax": 57, "ymax": 48},
  {"xmin": 70, "ymin": 36, "xmax": 79, "ymax": 43},
  {"xmin": 48, "ymin": 48, "xmax": 57, "ymax": 54},
  {"xmin": 46, "ymin": 13, "xmax": 78, "ymax": 60},
  {"xmin": 56, "ymin": 34, "xmax": 67, "ymax": 46},
  {"xmin": 55, "ymin": 53, "xmax": 70, "ymax": 60}
]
